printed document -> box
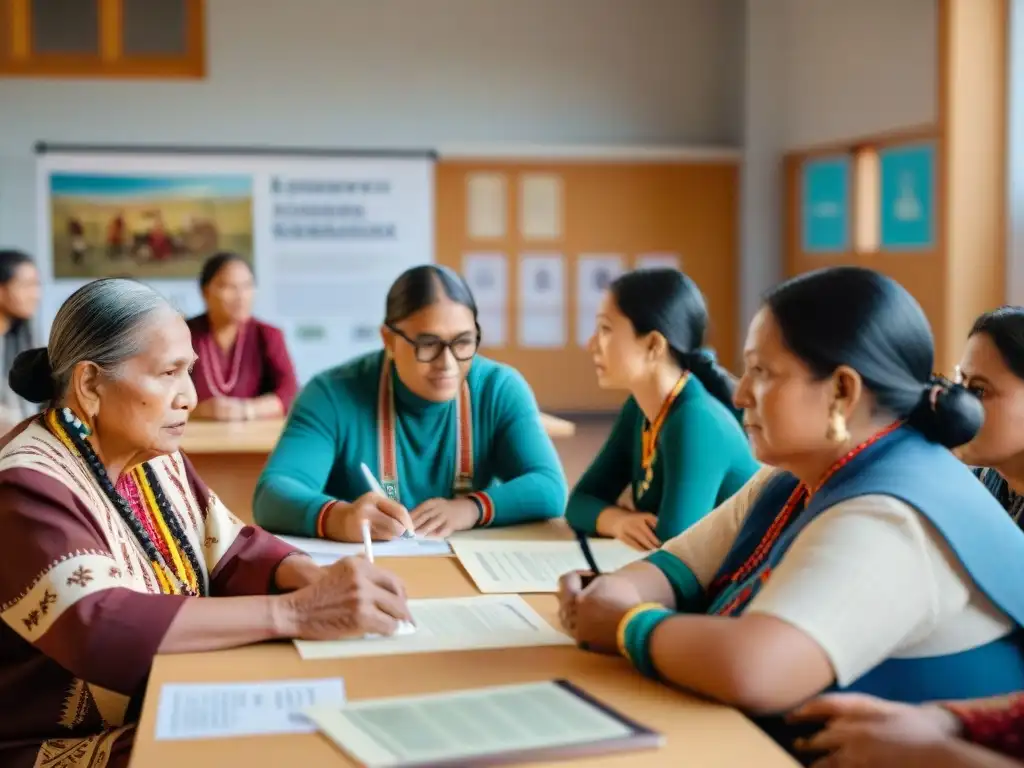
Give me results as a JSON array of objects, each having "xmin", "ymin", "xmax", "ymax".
[
  {"xmin": 449, "ymin": 539, "xmax": 647, "ymax": 593},
  {"xmin": 155, "ymin": 678, "xmax": 345, "ymax": 740},
  {"xmin": 305, "ymin": 681, "xmax": 643, "ymax": 767},
  {"xmin": 294, "ymin": 594, "xmax": 571, "ymax": 660},
  {"xmin": 275, "ymin": 534, "xmax": 451, "ymax": 566}
]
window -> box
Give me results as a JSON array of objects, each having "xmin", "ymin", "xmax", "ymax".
[{"xmin": 0, "ymin": 0, "xmax": 204, "ymax": 78}]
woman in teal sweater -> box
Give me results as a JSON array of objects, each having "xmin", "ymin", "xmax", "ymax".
[
  {"xmin": 566, "ymin": 268, "xmax": 759, "ymax": 550},
  {"xmin": 254, "ymin": 265, "xmax": 568, "ymax": 541}
]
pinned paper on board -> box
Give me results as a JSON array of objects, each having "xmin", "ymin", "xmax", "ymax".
[
  {"xmin": 879, "ymin": 143, "xmax": 935, "ymax": 250},
  {"xmin": 519, "ymin": 253, "xmax": 564, "ymax": 308},
  {"xmin": 519, "ymin": 174, "xmax": 563, "ymax": 240},
  {"xmin": 576, "ymin": 254, "xmax": 624, "ymax": 347},
  {"xmin": 476, "ymin": 309, "xmax": 507, "ymax": 348},
  {"xmin": 466, "ymin": 173, "xmax": 507, "ymax": 239},
  {"xmin": 636, "ymin": 253, "xmax": 681, "ymax": 271},
  {"xmin": 518, "ymin": 253, "xmax": 565, "ymax": 348},
  {"xmin": 462, "ymin": 253, "xmax": 508, "ymax": 348},
  {"xmin": 462, "ymin": 253, "xmax": 507, "ymax": 308}
]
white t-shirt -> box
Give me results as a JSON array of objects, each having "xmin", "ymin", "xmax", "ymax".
[{"xmin": 660, "ymin": 467, "xmax": 1015, "ymax": 686}]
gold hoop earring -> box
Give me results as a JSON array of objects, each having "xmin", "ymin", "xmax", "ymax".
[{"xmin": 826, "ymin": 407, "xmax": 849, "ymax": 443}]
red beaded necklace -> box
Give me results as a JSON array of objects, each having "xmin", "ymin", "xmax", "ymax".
[
  {"xmin": 712, "ymin": 420, "xmax": 902, "ymax": 593},
  {"xmin": 200, "ymin": 321, "xmax": 249, "ymax": 396}
]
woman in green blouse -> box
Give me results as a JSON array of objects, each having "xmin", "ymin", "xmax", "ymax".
[
  {"xmin": 565, "ymin": 268, "xmax": 758, "ymax": 550},
  {"xmin": 254, "ymin": 265, "xmax": 568, "ymax": 541}
]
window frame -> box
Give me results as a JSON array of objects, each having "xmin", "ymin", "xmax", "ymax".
[{"xmin": 0, "ymin": 0, "xmax": 205, "ymax": 79}]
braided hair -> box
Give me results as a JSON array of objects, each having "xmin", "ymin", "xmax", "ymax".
[{"xmin": 56, "ymin": 410, "xmax": 207, "ymax": 596}]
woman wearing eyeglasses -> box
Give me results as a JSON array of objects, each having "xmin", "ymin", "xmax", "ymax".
[{"xmin": 253, "ymin": 265, "xmax": 568, "ymax": 542}]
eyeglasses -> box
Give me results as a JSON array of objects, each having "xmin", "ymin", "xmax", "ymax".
[{"xmin": 386, "ymin": 323, "xmax": 480, "ymax": 363}]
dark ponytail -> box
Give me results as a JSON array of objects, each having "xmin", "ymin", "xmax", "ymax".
[{"xmin": 609, "ymin": 268, "xmax": 736, "ymax": 410}]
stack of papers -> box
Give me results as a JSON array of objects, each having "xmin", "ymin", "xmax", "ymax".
[
  {"xmin": 276, "ymin": 534, "xmax": 451, "ymax": 565},
  {"xmin": 294, "ymin": 594, "xmax": 572, "ymax": 660},
  {"xmin": 449, "ymin": 539, "xmax": 648, "ymax": 593}
]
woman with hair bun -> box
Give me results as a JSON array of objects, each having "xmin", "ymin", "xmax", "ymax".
[
  {"xmin": 566, "ymin": 268, "xmax": 758, "ymax": 549},
  {"xmin": 0, "ymin": 279, "xmax": 411, "ymax": 767},
  {"xmin": 558, "ymin": 267, "xmax": 1024, "ymax": 757}
]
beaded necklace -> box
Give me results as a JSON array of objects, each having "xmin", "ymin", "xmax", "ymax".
[
  {"xmin": 200, "ymin": 321, "xmax": 250, "ymax": 396},
  {"xmin": 44, "ymin": 408, "xmax": 204, "ymax": 596},
  {"xmin": 710, "ymin": 420, "xmax": 902, "ymax": 602},
  {"xmin": 636, "ymin": 374, "xmax": 688, "ymax": 498}
]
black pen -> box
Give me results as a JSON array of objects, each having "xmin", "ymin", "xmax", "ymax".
[{"xmin": 574, "ymin": 529, "xmax": 601, "ymax": 587}]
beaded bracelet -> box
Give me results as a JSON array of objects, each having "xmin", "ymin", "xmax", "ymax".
[
  {"xmin": 315, "ymin": 501, "xmax": 335, "ymax": 539},
  {"xmin": 616, "ymin": 602, "xmax": 674, "ymax": 679}
]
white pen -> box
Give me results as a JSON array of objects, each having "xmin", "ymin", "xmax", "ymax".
[
  {"xmin": 358, "ymin": 462, "xmax": 415, "ymax": 539},
  {"xmin": 361, "ymin": 518, "xmax": 374, "ymax": 563}
]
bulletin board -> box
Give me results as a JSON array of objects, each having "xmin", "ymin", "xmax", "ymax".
[
  {"xmin": 783, "ymin": 128, "xmax": 948, "ymax": 371},
  {"xmin": 436, "ymin": 158, "xmax": 740, "ymax": 413}
]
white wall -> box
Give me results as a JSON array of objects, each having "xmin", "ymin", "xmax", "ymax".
[
  {"xmin": 782, "ymin": 0, "xmax": 938, "ymax": 149},
  {"xmin": 1008, "ymin": 0, "xmax": 1024, "ymax": 305},
  {"xmin": 739, "ymin": 1, "xmax": 787, "ymax": 336},
  {"xmin": 737, "ymin": 0, "xmax": 939, "ymax": 339},
  {"xmin": 0, "ymin": 0, "xmax": 744, "ymax": 252}
]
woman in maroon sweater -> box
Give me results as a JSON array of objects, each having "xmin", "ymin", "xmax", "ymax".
[{"xmin": 187, "ymin": 252, "xmax": 298, "ymax": 421}]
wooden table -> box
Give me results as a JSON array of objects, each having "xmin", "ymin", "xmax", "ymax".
[
  {"xmin": 132, "ymin": 557, "xmax": 797, "ymax": 767},
  {"xmin": 182, "ymin": 413, "xmax": 576, "ymax": 524}
]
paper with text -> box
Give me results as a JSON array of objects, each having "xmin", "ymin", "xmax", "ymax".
[
  {"xmin": 154, "ymin": 678, "xmax": 345, "ymax": 741},
  {"xmin": 449, "ymin": 539, "xmax": 648, "ymax": 593},
  {"xmin": 294, "ymin": 594, "xmax": 571, "ymax": 660},
  {"xmin": 304, "ymin": 681, "xmax": 637, "ymax": 767},
  {"xmin": 276, "ymin": 534, "xmax": 451, "ymax": 565}
]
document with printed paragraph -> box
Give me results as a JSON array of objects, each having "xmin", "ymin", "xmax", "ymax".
[
  {"xmin": 294, "ymin": 594, "xmax": 571, "ymax": 660},
  {"xmin": 155, "ymin": 678, "xmax": 345, "ymax": 741},
  {"xmin": 304, "ymin": 680, "xmax": 663, "ymax": 767},
  {"xmin": 275, "ymin": 534, "xmax": 451, "ymax": 566},
  {"xmin": 449, "ymin": 539, "xmax": 647, "ymax": 593}
]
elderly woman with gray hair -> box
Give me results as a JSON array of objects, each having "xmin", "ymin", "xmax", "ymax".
[{"xmin": 0, "ymin": 278, "xmax": 412, "ymax": 768}]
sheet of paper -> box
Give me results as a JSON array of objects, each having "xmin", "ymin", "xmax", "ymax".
[
  {"xmin": 462, "ymin": 252, "xmax": 508, "ymax": 308},
  {"xmin": 519, "ymin": 309, "xmax": 565, "ymax": 348},
  {"xmin": 304, "ymin": 681, "xmax": 637, "ymax": 768},
  {"xmin": 294, "ymin": 594, "xmax": 571, "ymax": 660},
  {"xmin": 517, "ymin": 253, "xmax": 565, "ymax": 348},
  {"xmin": 155, "ymin": 678, "xmax": 345, "ymax": 741},
  {"xmin": 449, "ymin": 540, "xmax": 648, "ymax": 593},
  {"xmin": 476, "ymin": 308, "xmax": 507, "ymax": 348},
  {"xmin": 576, "ymin": 254, "xmax": 625, "ymax": 346},
  {"xmin": 466, "ymin": 173, "xmax": 507, "ymax": 239},
  {"xmin": 636, "ymin": 252, "xmax": 681, "ymax": 271},
  {"xmin": 519, "ymin": 253, "xmax": 564, "ymax": 307},
  {"xmin": 275, "ymin": 535, "xmax": 451, "ymax": 566},
  {"xmin": 519, "ymin": 174, "xmax": 563, "ymax": 240}
]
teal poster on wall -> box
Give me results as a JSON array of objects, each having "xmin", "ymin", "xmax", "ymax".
[
  {"xmin": 879, "ymin": 143, "xmax": 935, "ymax": 250},
  {"xmin": 802, "ymin": 156, "xmax": 850, "ymax": 252}
]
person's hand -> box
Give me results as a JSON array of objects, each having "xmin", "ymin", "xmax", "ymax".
[
  {"xmin": 571, "ymin": 574, "xmax": 646, "ymax": 654},
  {"xmin": 790, "ymin": 693, "xmax": 962, "ymax": 766},
  {"xmin": 557, "ymin": 570, "xmax": 592, "ymax": 635},
  {"xmin": 323, "ymin": 493, "xmax": 415, "ymax": 542},
  {"xmin": 602, "ymin": 509, "xmax": 661, "ymax": 551},
  {"xmin": 410, "ymin": 498, "xmax": 479, "ymax": 537},
  {"xmin": 273, "ymin": 553, "xmax": 325, "ymax": 592},
  {"xmin": 280, "ymin": 556, "xmax": 412, "ymax": 640},
  {"xmin": 193, "ymin": 397, "xmax": 245, "ymax": 421}
]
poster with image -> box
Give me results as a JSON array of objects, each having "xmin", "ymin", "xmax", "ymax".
[{"xmin": 49, "ymin": 172, "xmax": 254, "ymax": 280}]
